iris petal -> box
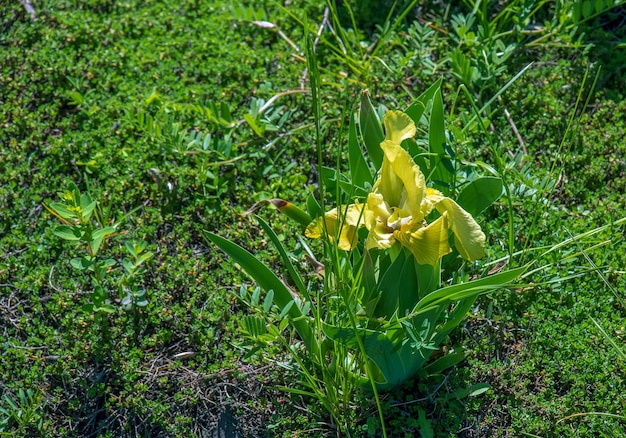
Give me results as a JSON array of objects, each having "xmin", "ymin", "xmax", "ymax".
[
  {"xmin": 433, "ymin": 197, "xmax": 485, "ymax": 261},
  {"xmin": 365, "ymin": 193, "xmax": 395, "ymax": 249},
  {"xmin": 383, "ymin": 110, "xmax": 417, "ymax": 144},
  {"xmin": 396, "ymin": 215, "xmax": 451, "ymax": 266},
  {"xmin": 379, "ymin": 140, "xmax": 426, "ymax": 219},
  {"xmin": 305, "ymin": 203, "xmax": 364, "ymax": 251}
]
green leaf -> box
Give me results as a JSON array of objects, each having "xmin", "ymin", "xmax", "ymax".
[
  {"xmin": 582, "ymin": 0, "xmax": 594, "ymax": 17},
  {"xmin": 362, "ymin": 327, "xmax": 431, "ymax": 390},
  {"xmin": 573, "ymin": 1, "xmax": 582, "ymax": 22},
  {"xmin": 101, "ymin": 258, "xmax": 116, "ymax": 267},
  {"xmin": 456, "ymin": 176, "xmax": 503, "ymax": 216},
  {"xmin": 121, "ymin": 295, "xmax": 133, "ymax": 308},
  {"xmin": 66, "ymin": 181, "xmax": 81, "ymax": 202},
  {"xmin": 432, "ymin": 296, "xmax": 477, "ymax": 345},
  {"xmin": 48, "ymin": 202, "xmax": 77, "ymax": 220},
  {"xmin": 306, "ymin": 192, "xmax": 321, "ymax": 219},
  {"xmin": 361, "ymin": 250, "xmax": 380, "ymax": 314},
  {"xmin": 417, "ymin": 408, "xmax": 434, "ymax": 438},
  {"xmin": 124, "ymin": 240, "xmax": 141, "ymax": 257},
  {"xmin": 82, "ymin": 303, "xmax": 95, "ymax": 313},
  {"xmin": 468, "ymin": 383, "xmax": 490, "ymax": 397},
  {"xmin": 70, "ymin": 256, "xmax": 94, "ymax": 271},
  {"xmin": 134, "ymin": 252, "xmax": 153, "ymax": 267},
  {"xmin": 279, "ymin": 301, "xmax": 295, "ymax": 320},
  {"xmin": 53, "ymin": 225, "xmax": 82, "ymax": 241},
  {"xmin": 91, "ymin": 226, "xmax": 116, "ymax": 241},
  {"xmin": 251, "ymin": 286, "xmax": 261, "ymax": 306},
  {"xmin": 348, "ymin": 112, "xmax": 373, "ymax": 190},
  {"xmin": 415, "ymin": 256, "xmax": 439, "ymax": 299},
  {"xmin": 321, "ymin": 166, "xmax": 355, "ymax": 198},
  {"xmin": 98, "ymin": 303, "xmax": 116, "ymax": 314},
  {"xmin": 360, "ymin": 90, "xmax": 384, "ymax": 169},
  {"xmin": 322, "ymin": 321, "xmax": 433, "ymax": 390},
  {"xmin": 243, "ymin": 315, "xmax": 267, "ymax": 338},
  {"xmin": 427, "ymin": 85, "xmax": 452, "ymax": 193},
  {"xmin": 414, "ymin": 266, "xmax": 528, "ymax": 314},
  {"xmin": 122, "ymin": 258, "xmax": 134, "ymax": 275},
  {"xmin": 81, "ymin": 199, "xmax": 97, "ymax": 221},
  {"xmin": 244, "ymin": 113, "xmax": 264, "ymax": 137},
  {"xmin": 203, "ymin": 231, "xmax": 319, "ymax": 356},
  {"xmin": 91, "ymin": 236, "xmax": 104, "ymax": 255},
  {"xmin": 451, "ymin": 383, "xmax": 490, "ymax": 399},
  {"xmin": 219, "ymin": 101, "xmax": 232, "ymax": 125},
  {"xmin": 254, "ymin": 215, "xmax": 309, "ymax": 301},
  {"xmin": 422, "ymin": 348, "xmax": 466, "ymax": 376},
  {"xmin": 263, "ymin": 289, "xmax": 274, "ymax": 313},
  {"xmin": 405, "ymin": 78, "xmax": 442, "ymax": 124},
  {"xmin": 375, "ymin": 250, "xmax": 421, "ymax": 318},
  {"xmin": 595, "ymin": 0, "xmax": 604, "ymax": 14},
  {"xmin": 3, "ymin": 395, "xmax": 18, "ymax": 411}
]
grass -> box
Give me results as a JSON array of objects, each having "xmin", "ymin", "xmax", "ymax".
[{"xmin": 1, "ymin": 0, "xmax": 625, "ymax": 436}]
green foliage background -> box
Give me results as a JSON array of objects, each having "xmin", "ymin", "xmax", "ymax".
[{"xmin": 1, "ymin": 0, "xmax": 625, "ymax": 436}]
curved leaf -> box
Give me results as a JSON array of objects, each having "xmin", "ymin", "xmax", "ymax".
[
  {"xmin": 203, "ymin": 231, "xmax": 318, "ymax": 356},
  {"xmin": 254, "ymin": 215, "xmax": 309, "ymax": 302},
  {"xmin": 414, "ymin": 265, "xmax": 528, "ymax": 314},
  {"xmin": 457, "ymin": 176, "xmax": 503, "ymax": 216}
]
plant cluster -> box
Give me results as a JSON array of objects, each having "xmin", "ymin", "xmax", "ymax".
[{"xmin": 208, "ymin": 80, "xmax": 526, "ymax": 435}]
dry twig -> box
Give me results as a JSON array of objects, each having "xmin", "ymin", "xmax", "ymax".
[{"xmin": 20, "ymin": 0, "xmax": 36, "ymax": 19}]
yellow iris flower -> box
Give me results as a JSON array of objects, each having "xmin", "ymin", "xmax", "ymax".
[{"xmin": 306, "ymin": 110, "xmax": 485, "ymax": 265}]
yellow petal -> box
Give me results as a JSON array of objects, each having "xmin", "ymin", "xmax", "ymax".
[
  {"xmin": 421, "ymin": 187, "xmax": 442, "ymax": 217},
  {"xmin": 364, "ymin": 193, "xmax": 395, "ymax": 249},
  {"xmin": 374, "ymin": 142, "xmax": 402, "ymax": 207},
  {"xmin": 343, "ymin": 202, "xmax": 365, "ymax": 227},
  {"xmin": 305, "ymin": 204, "xmax": 364, "ymax": 251},
  {"xmin": 336, "ymin": 226, "xmax": 360, "ymax": 251},
  {"xmin": 383, "ymin": 110, "xmax": 416, "ymax": 144},
  {"xmin": 397, "ymin": 215, "xmax": 451, "ymax": 266},
  {"xmin": 365, "ymin": 226, "xmax": 395, "ymax": 250},
  {"xmin": 305, "ymin": 216, "xmax": 325, "ymax": 239},
  {"xmin": 364, "ymin": 193, "xmax": 391, "ymax": 228},
  {"xmin": 378, "ymin": 140, "xmax": 426, "ymax": 218},
  {"xmin": 433, "ymin": 197, "xmax": 485, "ymax": 261}
]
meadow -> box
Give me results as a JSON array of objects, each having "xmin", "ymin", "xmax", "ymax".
[{"xmin": 1, "ymin": 1, "xmax": 625, "ymax": 436}]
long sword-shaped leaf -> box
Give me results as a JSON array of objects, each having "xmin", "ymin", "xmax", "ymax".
[
  {"xmin": 414, "ymin": 265, "xmax": 528, "ymax": 313},
  {"xmin": 428, "ymin": 85, "xmax": 452, "ymax": 193},
  {"xmin": 254, "ymin": 215, "xmax": 310, "ymax": 302},
  {"xmin": 349, "ymin": 111, "xmax": 373, "ymax": 190},
  {"xmin": 405, "ymin": 78, "xmax": 442, "ymax": 123},
  {"xmin": 203, "ymin": 231, "xmax": 318, "ymax": 355},
  {"xmin": 360, "ymin": 90, "xmax": 384, "ymax": 169}
]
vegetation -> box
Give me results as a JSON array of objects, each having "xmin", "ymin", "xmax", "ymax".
[{"xmin": 1, "ymin": 0, "xmax": 625, "ymax": 436}]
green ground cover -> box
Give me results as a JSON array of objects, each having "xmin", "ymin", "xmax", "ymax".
[{"xmin": 1, "ymin": 0, "xmax": 625, "ymax": 436}]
